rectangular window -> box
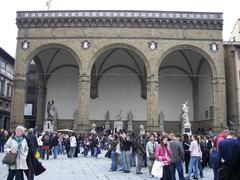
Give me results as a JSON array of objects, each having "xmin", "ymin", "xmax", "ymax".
[
  {"xmin": 205, "ymin": 111, "xmax": 209, "ymax": 119},
  {"xmin": 209, "ymin": 106, "xmax": 214, "ymax": 118},
  {"xmin": 0, "ymin": 80, "xmax": 5, "ymax": 95}
]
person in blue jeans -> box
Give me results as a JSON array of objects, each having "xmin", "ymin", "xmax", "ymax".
[
  {"xmin": 109, "ymin": 134, "xmax": 119, "ymax": 171},
  {"xmin": 169, "ymin": 133, "xmax": 185, "ymax": 180},
  {"xmin": 185, "ymin": 135, "xmax": 202, "ymax": 180}
]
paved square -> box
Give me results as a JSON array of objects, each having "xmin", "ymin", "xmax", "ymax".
[{"xmin": 0, "ymin": 152, "xmax": 213, "ymax": 180}]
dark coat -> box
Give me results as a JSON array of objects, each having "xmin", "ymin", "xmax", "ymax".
[{"xmin": 25, "ymin": 136, "xmax": 46, "ymax": 176}]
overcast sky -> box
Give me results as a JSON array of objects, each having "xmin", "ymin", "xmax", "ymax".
[{"xmin": 0, "ymin": 0, "xmax": 239, "ymax": 57}]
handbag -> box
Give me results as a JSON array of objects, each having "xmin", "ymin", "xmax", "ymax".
[
  {"xmin": 151, "ymin": 160, "xmax": 163, "ymax": 178},
  {"xmin": 149, "ymin": 154, "xmax": 155, "ymax": 161},
  {"xmin": 2, "ymin": 152, "xmax": 17, "ymax": 165},
  {"xmin": 35, "ymin": 150, "xmax": 40, "ymax": 159}
]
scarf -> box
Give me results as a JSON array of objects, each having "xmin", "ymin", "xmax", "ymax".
[{"xmin": 15, "ymin": 136, "xmax": 24, "ymax": 152}]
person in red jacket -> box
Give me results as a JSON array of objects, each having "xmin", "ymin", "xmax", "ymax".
[{"xmin": 155, "ymin": 135, "xmax": 172, "ymax": 180}]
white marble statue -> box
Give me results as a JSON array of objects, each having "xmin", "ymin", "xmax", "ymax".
[
  {"xmin": 139, "ymin": 124, "xmax": 145, "ymax": 135},
  {"xmin": 116, "ymin": 110, "xmax": 123, "ymax": 121},
  {"xmin": 181, "ymin": 100, "xmax": 190, "ymax": 124},
  {"xmin": 90, "ymin": 123, "xmax": 97, "ymax": 134}
]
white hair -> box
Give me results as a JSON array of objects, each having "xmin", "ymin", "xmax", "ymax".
[{"xmin": 15, "ymin": 126, "xmax": 25, "ymax": 132}]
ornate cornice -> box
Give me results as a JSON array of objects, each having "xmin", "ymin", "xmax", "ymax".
[{"xmin": 16, "ymin": 10, "xmax": 223, "ymax": 30}]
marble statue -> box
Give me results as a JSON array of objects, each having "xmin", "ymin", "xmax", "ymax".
[
  {"xmin": 104, "ymin": 110, "xmax": 110, "ymax": 130},
  {"xmin": 90, "ymin": 123, "xmax": 97, "ymax": 134},
  {"xmin": 139, "ymin": 124, "xmax": 145, "ymax": 135},
  {"xmin": 116, "ymin": 110, "xmax": 123, "ymax": 121},
  {"xmin": 127, "ymin": 110, "xmax": 133, "ymax": 131},
  {"xmin": 45, "ymin": 100, "xmax": 57, "ymax": 131},
  {"xmin": 180, "ymin": 100, "xmax": 192, "ymax": 135},
  {"xmin": 181, "ymin": 100, "xmax": 190, "ymax": 125}
]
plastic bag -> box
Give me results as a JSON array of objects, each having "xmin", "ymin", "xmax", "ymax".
[{"xmin": 151, "ymin": 160, "xmax": 163, "ymax": 178}]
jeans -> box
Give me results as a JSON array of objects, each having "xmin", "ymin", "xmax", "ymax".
[
  {"xmin": 123, "ymin": 150, "xmax": 131, "ymax": 172},
  {"xmin": 52, "ymin": 146, "xmax": 58, "ymax": 159},
  {"xmin": 136, "ymin": 154, "xmax": 143, "ymax": 173},
  {"xmin": 7, "ymin": 169, "xmax": 24, "ymax": 180},
  {"xmin": 69, "ymin": 147, "xmax": 76, "ymax": 158},
  {"xmin": 130, "ymin": 151, "xmax": 136, "ymax": 167},
  {"xmin": 0, "ymin": 141, "xmax": 4, "ymax": 153},
  {"xmin": 188, "ymin": 156, "xmax": 200, "ymax": 178},
  {"xmin": 93, "ymin": 147, "xmax": 100, "ymax": 158},
  {"xmin": 169, "ymin": 161, "xmax": 185, "ymax": 180},
  {"xmin": 111, "ymin": 150, "xmax": 118, "ymax": 171}
]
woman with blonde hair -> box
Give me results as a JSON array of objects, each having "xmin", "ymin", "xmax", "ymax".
[{"xmin": 4, "ymin": 126, "xmax": 29, "ymax": 180}]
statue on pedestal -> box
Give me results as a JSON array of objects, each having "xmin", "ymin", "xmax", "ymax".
[
  {"xmin": 139, "ymin": 124, "xmax": 145, "ymax": 135},
  {"xmin": 159, "ymin": 111, "xmax": 165, "ymax": 132},
  {"xmin": 90, "ymin": 123, "xmax": 97, "ymax": 134},
  {"xmin": 116, "ymin": 110, "xmax": 123, "ymax": 121},
  {"xmin": 181, "ymin": 100, "xmax": 192, "ymax": 135},
  {"xmin": 104, "ymin": 110, "xmax": 110, "ymax": 130},
  {"xmin": 73, "ymin": 110, "xmax": 78, "ymax": 131},
  {"xmin": 45, "ymin": 100, "xmax": 57, "ymax": 132},
  {"xmin": 127, "ymin": 110, "xmax": 133, "ymax": 131}
]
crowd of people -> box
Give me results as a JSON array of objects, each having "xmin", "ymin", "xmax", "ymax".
[{"xmin": 0, "ymin": 126, "xmax": 240, "ymax": 180}]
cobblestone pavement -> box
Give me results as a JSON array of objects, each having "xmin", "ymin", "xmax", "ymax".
[{"xmin": 0, "ymin": 152, "xmax": 213, "ymax": 180}]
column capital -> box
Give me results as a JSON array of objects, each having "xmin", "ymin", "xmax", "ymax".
[{"xmin": 79, "ymin": 74, "xmax": 91, "ymax": 82}]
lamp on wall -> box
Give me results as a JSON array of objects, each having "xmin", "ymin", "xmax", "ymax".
[
  {"xmin": 81, "ymin": 40, "xmax": 90, "ymax": 49},
  {"xmin": 148, "ymin": 40, "xmax": 158, "ymax": 50}
]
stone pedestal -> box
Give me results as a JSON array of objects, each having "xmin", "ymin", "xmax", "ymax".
[
  {"xmin": 114, "ymin": 121, "xmax": 123, "ymax": 133},
  {"xmin": 182, "ymin": 122, "xmax": 192, "ymax": 136},
  {"xmin": 44, "ymin": 119, "xmax": 54, "ymax": 132},
  {"xmin": 104, "ymin": 121, "xmax": 111, "ymax": 130},
  {"xmin": 127, "ymin": 121, "xmax": 133, "ymax": 131}
]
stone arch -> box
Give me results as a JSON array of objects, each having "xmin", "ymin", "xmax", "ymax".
[
  {"xmin": 24, "ymin": 43, "xmax": 82, "ymax": 75},
  {"xmin": 88, "ymin": 43, "xmax": 151, "ymax": 76},
  {"xmin": 156, "ymin": 44, "xmax": 216, "ymax": 77}
]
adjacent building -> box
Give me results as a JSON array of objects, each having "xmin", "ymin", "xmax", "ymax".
[
  {"xmin": 0, "ymin": 47, "xmax": 14, "ymax": 129},
  {"xmin": 225, "ymin": 19, "xmax": 240, "ymax": 130}
]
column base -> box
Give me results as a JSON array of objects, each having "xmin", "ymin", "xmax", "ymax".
[
  {"xmin": 146, "ymin": 125, "xmax": 160, "ymax": 132},
  {"xmin": 76, "ymin": 123, "xmax": 91, "ymax": 134}
]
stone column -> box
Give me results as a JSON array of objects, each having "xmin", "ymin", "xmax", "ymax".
[
  {"xmin": 212, "ymin": 77, "xmax": 227, "ymax": 132},
  {"xmin": 77, "ymin": 74, "xmax": 91, "ymax": 133},
  {"xmin": 35, "ymin": 86, "xmax": 47, "ymax": 131},
  {"xmin": 10, "ymin": 74, "xmax": 26, "ymax": 130},
  {"xmin": 192, "ymin": 82, "xmax": 199, "ymax": 121},
  {"xmin": 146, "ymin": 75, "xmax": 159, "ymax": 132}
]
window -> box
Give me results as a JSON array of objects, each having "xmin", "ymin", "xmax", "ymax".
[
  {"xmin": 205, "ymin": 111, "xmax": 209, "ymax": 119},
  {"xmin": 209, "ymin": 106, "xmax": 214, "ymax": 118},
  {"xmin": 0, "ymin": 79, "xmax": 5, "ymax": 95},
  {"xmin": 0, "ymin": 101, "xmax": 2, "ymax": 108},
  {"xmin": 6, "ymin": 83, "xmax": 11, "ymax": 98},
  {"xmin": 0, "ymin": 58, "xmax": 6, "ymax": 74},
  {"xmin": 5, "ymin": 103, "xmax": 9, "ymax": 110}
]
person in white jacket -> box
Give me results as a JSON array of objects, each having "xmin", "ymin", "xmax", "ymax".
[
  {"xmin": 146, "ymin": 133, "xmax": 158, "ymax": 177},
  {"xmin": 4, "ymin": 126, "xmax": 29, "ymax": 180},
  {"xmin": 69, "ymin": 134, "xmax": 76, "ymax": 158}
]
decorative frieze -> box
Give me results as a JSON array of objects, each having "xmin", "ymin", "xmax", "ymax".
[{"xmin": 16, "ymin": 10, "xmax": 223, "ymax": 30}]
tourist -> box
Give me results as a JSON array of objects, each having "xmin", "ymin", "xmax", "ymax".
[
  {"xmin": 93, "ymin": 135, "xmax": 101, "ymax": 158},
  {"xmin": 41, "ymin": 131, "xmax": 51, "ymax": 160},
  {"xmin": 209, "ymin": 140, "xmax": 220, "ymax": 180},
  {"xmin": 216, "ymin": 126, "xmax": 228, "ymax": 150},
  {"xmin": 83, "ymin": 136, "xmax": 91, "ymax": 157},
  {"xmin": 109, "ymin": 134, "xmax": 119, "ymax": 171},
  {"xmin": 37, "ymin": 133, "xmax": 43, "ymax": 159},
  {"xmin": 218, "ymin": 130, "xmax": 240, "ymax": 180},
  {"xmin": 69, "ymin": 133, "xmax": 77, "ymax": 158},
  {"xmin": 51, "ymin": 133, "xmax": 59, "ymax": 159},
  {"xmin": 26, "ymin": 128, "xmax": 38, "ymax": 154},
  {"xmin": 130, "ymin": 135, "xmax": 137, "ymax": 167},
  {"xmin": 135, "ymin": 136, "xmax": 145, "ymax": 174},
  {"xmin": 185, "ymin": 135, "xmax": 202, "ymax": 180},
  {"xmin": 182, "ymin": 134, "xmax": 190, "ymax": 174},
  {"xmin": 155, "ymin": 134, "xmax": 172, "ymax": 180},
  {"xmin": 146, "ymin": 133, "xmax": 158, "ymax": 177},
  {"xmin": 122, "ymin": 132, "xmax": 132, "ymax": 173},
  {"xmin": 4, "ymin": 126, "xmax": 29, "ymax": 180},
  {"xmin": 169, "ymin": 133, "xmax": 185, "ymax": 180},
  {"xmin": 0, "ymin": 129, "xmax": 5, "ymax": 153}
]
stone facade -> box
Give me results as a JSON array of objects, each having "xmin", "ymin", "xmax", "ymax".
[
  {"xmin": 0, "ymin": 47, "xmax": 14, "ymax": 129},
  {"xmin": 11, "ymin": 10, "xmax": 227, "ymax": 133}
]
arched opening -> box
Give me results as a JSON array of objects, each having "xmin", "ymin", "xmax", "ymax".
[
  {"xmin": 24, "ymin": 47, "xmax": 80, "ymax": 130},
  {"xmin": 158, "ymin": 48, "xmax": 213, "ymax": 132},
  {"xmin": 90, "ymin": 47, "xmax": 148, "ymax": 131}
]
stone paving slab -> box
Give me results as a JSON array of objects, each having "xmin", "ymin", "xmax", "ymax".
[{"xmin": 0, "ymin": 152, "xmax": 213, "ymax": 180}]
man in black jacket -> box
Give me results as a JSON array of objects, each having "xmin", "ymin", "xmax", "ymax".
[{"xmin": 122, "ymin": 132, "xmax": 132, "ymax": 173}]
